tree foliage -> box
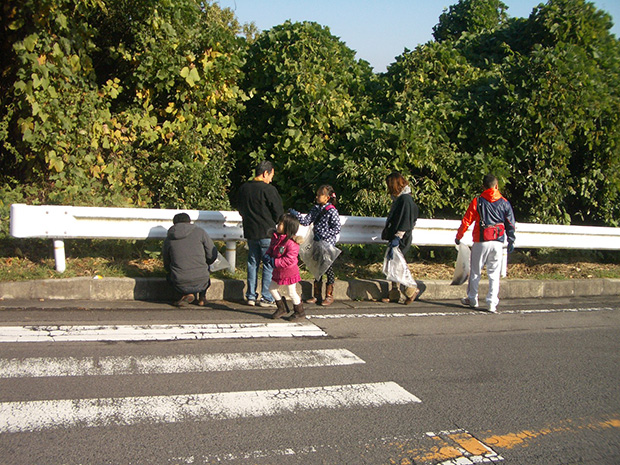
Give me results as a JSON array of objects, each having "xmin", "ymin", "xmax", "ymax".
[
  {"xmin": 233, "ymin": 21, "xmax": 375, "ymax": 209},
  {"xmin": 433, "ymin": 0, "xmax": 509, "ymax": 42},
  {"xmin": 377, "ymin": 0, "xmax": 620, "ymax": 224},
  {"xmin": 1, "ymin": 0, "xmax": 245, "ymax": 209},
  {"xmin": 1, "ymin": 0, "xmax": 619, "ymax": 228}
]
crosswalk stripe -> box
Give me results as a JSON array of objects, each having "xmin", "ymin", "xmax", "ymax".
[
  {"xmin": 0, "ymin": 382, "xmax": 421, "ymax": 433},
  {"xmin": 0, "ymin": 322, "xmax": 327, "ymax": 343},
  {"xmin": 0, "ymin": 349, "xmax": 364, "ymax": 378},
  {"xmin": 309, "ymin": 306, "xmax": 615, "ymax": 319}
]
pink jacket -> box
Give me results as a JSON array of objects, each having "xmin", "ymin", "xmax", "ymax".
[{"xmin": 266, "ymin": 232, "xmax": 301, "ymax": 285}]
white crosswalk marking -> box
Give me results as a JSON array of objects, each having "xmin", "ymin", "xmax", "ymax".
[
  {"xmin": 309, "ymin": 306, "xmax": 614, "ymax": 319},
  {"xmin": 0, "ymin": 321, "xmax": 423, "ymax": 461},
  {"xmin": 0, "ymin": 349, "xmax": 364, "ymax": 378},
  {"xmin": 0, "ymin": 382, "xmax": 421, "ymax": 434},
  {"xmin": 0, "ymin": 322, "xmax": 327, "ymax": 342}
]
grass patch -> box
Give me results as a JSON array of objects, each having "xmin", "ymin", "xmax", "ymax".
[{"xmin": 1, "ymin": 238, "xmax": 620, "ymax": 282}]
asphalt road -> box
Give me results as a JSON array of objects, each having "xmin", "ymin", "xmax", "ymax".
[{"xmin": 0, "ymin": 296, "xmax": 619, "ymax": 464}]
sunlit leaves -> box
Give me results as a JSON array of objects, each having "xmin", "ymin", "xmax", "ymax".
[
  {"xmin": 235, "ymin": 20, "xmax": 375, "ymax": 209},
  {"xmin": 1, "ymin": 0, "xmax": 245, "ymax": 209}
]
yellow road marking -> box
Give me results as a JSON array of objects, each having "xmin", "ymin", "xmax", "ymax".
[
  {"xmin": 483, "ymin": 414, "xmax": 620, "ymax": 451},
  {"xmin": 449, "ymin": 430, "xmax": 492, "ymax": 455},
  {"xmin": 376, "ymin": 413, "xmax": 620, "ymax": 464}
]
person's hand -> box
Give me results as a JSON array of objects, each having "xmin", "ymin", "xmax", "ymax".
[
  {"xmin": 262, "ymin": 254, "xmax": 274, "ymax": 267},
  {"xmin": 455, "ymin": 238, "xmax": 460, "ymax": 245},
  {"xmin": 508, "ymin": 242, "xmax": 515, "ymax": 254},
  {"xmin": 386, "ymin": 246, "xmax": 394, "ymax": 260},
  {"xmin": 389, "ymin": 237, "xmax": 400, "ymax": 248},
  {"xmin": 288, "ymin": 208, "xmax": 299, "ymax": 217}
]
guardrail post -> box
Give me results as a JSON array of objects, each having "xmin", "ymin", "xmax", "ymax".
[
  {"xmin": 53, "ymin": 239, "xmax": 66, "ymax": 273},
  {"xmin": 225, "ymin": 240, "xmax": 237, "ymax": 273}
]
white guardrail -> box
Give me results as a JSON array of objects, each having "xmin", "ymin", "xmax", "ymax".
[{"xmin": 9, "ymin": 204, "xmax": 620, "ymax": 273}]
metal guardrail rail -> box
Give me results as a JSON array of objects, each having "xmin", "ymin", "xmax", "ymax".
[{"xmin": 10, "ymin": 204, "xmax": 620, "ymax": 273}]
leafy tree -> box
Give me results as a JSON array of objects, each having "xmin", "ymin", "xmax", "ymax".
[
  {"xmin": 493, "ymin": 0, "xmax": 620, "ymax": 225},
  {"xmin": 233, "ymin": 21, "xmax": 375, "ymax": 211},
  {"xmin": 345, "ymin": 0, "xmax": 619, "ymax": 226},
  {"xmin": 433, "ymin": 0, "xmax": 509, "ymax": 42},
  {"xmin": 2, "ymin": 0, "xmax": 619, "ymax": 231},
  {"xmin": 0, "ymin": 0, "xmax": 245, "ymax": 210}
]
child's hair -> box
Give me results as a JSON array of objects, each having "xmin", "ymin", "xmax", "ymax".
[
  {"xmin": 278, "ymin": 213, "xmax": 300, "ymax": 242},
  {"xmin": 318, "ymin": 184, "xmax": 337, "ymax": 206}
]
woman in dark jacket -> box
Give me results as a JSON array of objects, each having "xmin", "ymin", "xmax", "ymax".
[{"xmin": 381, "ymin": 172, "xmax": 419, "ymax": 304}]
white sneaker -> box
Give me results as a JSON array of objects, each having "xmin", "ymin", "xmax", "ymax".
[
  {"xmin": 488, "ymin": 304, "xmax": 497, "ymax": 313},
  {"xmin": 460, "ymin": 297, "xmax": 478, "ymax": 308},
  {"xmin": 258, "ymin": 299, "xmax": 276, "ymax": 308},
  {"xmin": 246, "ymin": 300, "xmax": 256, "ymax": 306}
]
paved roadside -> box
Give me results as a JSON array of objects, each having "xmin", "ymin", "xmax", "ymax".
[
  {"xmin": 0, "ymin": 292, "xmax": 617, "ymax": 343},
  {"xmin": 1, "ymin": 276, "xmax": 619, "ymax": 304}
]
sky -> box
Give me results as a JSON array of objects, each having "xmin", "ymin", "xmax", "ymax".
[{"xmin": 216, "ymin": 0, "xmax": 620, "ymax": 73}]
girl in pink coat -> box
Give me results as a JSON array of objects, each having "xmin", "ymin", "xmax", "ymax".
[{"xmin": 262, "ymin": 213, "xmax": 305, "ymax": 321}]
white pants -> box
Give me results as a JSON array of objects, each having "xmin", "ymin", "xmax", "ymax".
[
  {"xmin": 467, "ymin": 241, "xmax": 503, "ymax": 308},
  {"xmin": 269, "ymin": 281, "xmax": 301, "ymax": 305}
]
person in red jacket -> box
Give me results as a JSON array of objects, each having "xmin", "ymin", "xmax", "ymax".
[
  {"xmin": 262, "ymin": 213, "xmax": 305, "ymax": 321},
  {"xmin": 455, "ymin": 174, "xmax": 516, "ymax": 313}
]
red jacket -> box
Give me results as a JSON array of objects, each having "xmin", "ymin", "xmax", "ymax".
[
  {"xmin": 266, "ymin": 232, "xmax": 301, "ymax": 285},
  {"xmin": 456, "ymin": 188, "xmax": 516, "ymax": 245}
]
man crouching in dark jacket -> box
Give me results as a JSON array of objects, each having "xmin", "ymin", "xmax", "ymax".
[{"xmin": 163, "ymin": 213, "xmax": 218, "ymax": 307}]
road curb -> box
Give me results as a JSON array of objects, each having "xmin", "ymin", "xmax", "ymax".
[{"xmin": 1, "ymin": 277, "xmax": 619, "ymax": 302}]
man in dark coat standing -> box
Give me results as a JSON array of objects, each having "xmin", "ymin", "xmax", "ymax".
[
  {"xmin": 163, "ymin": 213, "xmax": 218, "ymax": 307},
  {"xmin": 237, "ymin": 160, "xmax": 284, "ymax": 307}
]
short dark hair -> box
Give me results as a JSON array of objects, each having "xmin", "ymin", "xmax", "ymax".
[
  {"xmin": 255, "ymin": 160, "xmax": 274, "ymax": 177},
  {"xmin": 483, "ymin": 174, "xmax": 498, "ymax": 190},
  {"xmin": 173, "ymin": 213, "xmax": 191, "ymax": 224},
  {"xmin": 386, "ymin": 172, "xmax": 408, "ymax": 197}
]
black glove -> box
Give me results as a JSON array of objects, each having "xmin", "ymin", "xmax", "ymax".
[
  {"xmin": 262, "ymin": 254, "xmax": 275, "ymax": 267},
  {"xmin": 387, "ymin": 246, "xmax": 394, "ymax": 260},
  {"xmin": 389, "ymin": 237, "xmax": 400, "ymax": 248},
  {"xmin": 288, "ymin": 208, "xmax": 299, "ymax": 217},
  {"xmin": 508, "ymin": 243, "xmax": 515, "ymax": 254},
  {"xmin": 455, "ymin": 238, "xmax": 460, "ymax": 245}
]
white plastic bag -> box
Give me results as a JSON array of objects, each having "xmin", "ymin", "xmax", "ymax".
[
  {"xmin": 299, "ymin": 226, "xmax": 342, "ymax": 279},
  {"xmin": 209, "ymin": 252, "xmax": 231, "ymax": 273},
  {"xmin": 382, "ymin": 247, "xmax": 416, "ymax": 288},
  {"xmin": 451, "ymin": 242, "xmax": 471, "ymax": 285}
]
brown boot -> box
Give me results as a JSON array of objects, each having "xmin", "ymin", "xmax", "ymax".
[
  {"xmin": 381, "ymin": 286, "xmax": 400, "ymax": 303},
  {"xmin": 271, "ymin": 298, "xmax": 290, "ymax": 319},
  {"xmin": 289, "ymin": 302, "xmax": 306, "ymax": 322},
  {"xmin": 306, "ymin": 281, "xmax": 323, "ymax": 304},
  {"xmin": 321, "ymin": 284, "xmax": 334, "ymax": 306},
  {"xmin": 403, "ymin": 286, "xmax": 420, "ymax": 305}
]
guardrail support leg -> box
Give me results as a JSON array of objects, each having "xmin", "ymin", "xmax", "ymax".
[
  {"xmin": 225, "ymin": 240, "xmax": 237, "ymax": 273},
  {"xmin": 54, "ymin": 239, "xmax": 66, "ymax": 273}
]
